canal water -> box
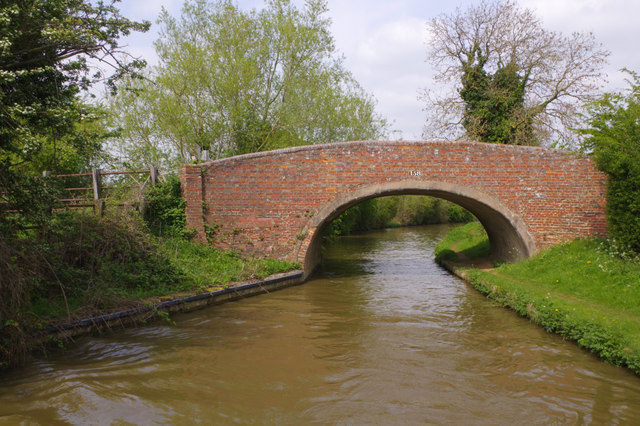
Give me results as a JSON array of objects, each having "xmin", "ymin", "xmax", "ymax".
[{"xmin": 1, "ymin": 225, "xmax": 640, "ymax": 424}]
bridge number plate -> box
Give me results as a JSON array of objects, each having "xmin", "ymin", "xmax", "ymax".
[{"xmin": 409, "ymin": 170, "xmax": 422, "ymax": 176}]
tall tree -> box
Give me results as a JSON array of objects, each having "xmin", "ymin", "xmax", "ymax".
[
  {"xmin": 0, "ymin": 0, "xmax": 149, "ymax": 229},
  {"xmin": 109, "ymin": 0, "xmax": 387, "ymax": 168},
  {"xmin": 421, "ymin": 0, "xmax": 609, "ymax": 146}
]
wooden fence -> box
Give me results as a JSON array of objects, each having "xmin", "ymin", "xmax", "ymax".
[{"xmin": 44, "ymin": 166, "xmax": 159, "ymax": 216}]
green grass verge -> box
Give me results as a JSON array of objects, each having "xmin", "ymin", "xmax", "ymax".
[
  {"xmin": 158, "ymin": 237, "xmax": 300, "ymax": 293},
  {"xmin": 437, "ymin": 224, "xmax": 640, "ymax": 374},
  {"xmin": 434, "ymin": 222, "xmax": 490, "ymax": 263},
  {"xmin": 32, "ymin": 238, "xmax": 301, "ymax": 321}
]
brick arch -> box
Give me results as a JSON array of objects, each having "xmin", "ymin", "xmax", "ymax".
[
  {"xmin": 180, "ymin": 140, "xmax": 607, "ymax": 279},
  {"xmin": 303, "ymin": 180, "xmax": 536, "ymax": 276}
]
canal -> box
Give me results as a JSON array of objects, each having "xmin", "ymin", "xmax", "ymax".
[{"xmin": 1, "ymin": 225, "xmax": 640, "ymax": 424}]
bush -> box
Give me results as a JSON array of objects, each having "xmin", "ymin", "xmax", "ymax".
[
  {"xmin": 29, "ymin": 210, "xmax": 183, "ymax": 317},
  {"xmin": 580, "ymin": 69, "xmax": 640, "ymax": 254},
  {"xmin": 143, "ymin": 174, "xmax": 191, "ymax": 239},
  {"xmin": 0, "ymin": 209, "xmax": 184, "ymax": 370},
  {"xmin": 447, "ymin": 203, "xmax": 475, "ymax": 223}
]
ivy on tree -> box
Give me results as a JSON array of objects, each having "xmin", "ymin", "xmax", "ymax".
[{"xmin": 422, "ymin": 0, "xmax": 609, "ymax": 146}]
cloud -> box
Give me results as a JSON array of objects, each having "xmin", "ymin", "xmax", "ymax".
[
  {"xmin": 331, "ymin": 17, "xmax": 431, "ymax": 139},
  {"xmin": 113, "ymin": 0, "xmax": 640, "ymax": 140}
]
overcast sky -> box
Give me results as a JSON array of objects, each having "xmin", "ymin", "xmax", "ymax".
[{"xmin": 117, "ymin": 0, "xmax": 640, "ymax": 140}]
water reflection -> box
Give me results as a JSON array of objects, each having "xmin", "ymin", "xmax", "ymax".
[{"xmin": 1, "ymin": 225, "xmax": 639, "ymax": 424}]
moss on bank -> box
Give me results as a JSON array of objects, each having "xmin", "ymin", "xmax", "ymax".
[{"xmin": 436, "ymin": 224, "xmax": 640, "ymax": 375}]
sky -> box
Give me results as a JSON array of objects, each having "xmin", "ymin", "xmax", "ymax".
[{"xmin": 116, "ymin": 0, "xmax": 640, "ymax": 140}]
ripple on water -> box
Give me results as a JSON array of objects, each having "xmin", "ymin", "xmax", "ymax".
[{"xmin": 2, "ymin": 225, "xmax": 640, "ymax": 424}]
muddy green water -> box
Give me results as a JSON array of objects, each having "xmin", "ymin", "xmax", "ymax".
[{"xmin": 2, "ymin": 225, "xmax": 640, "ymax": 424}]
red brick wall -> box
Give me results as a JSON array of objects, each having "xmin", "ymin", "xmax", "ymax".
[{"xmin": 180, "ymin": 141, "xmax": 607, "ymax": 269}]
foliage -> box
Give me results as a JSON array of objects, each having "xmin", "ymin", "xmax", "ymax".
[
  {"xmin": 28, "ymin": 211, "xmax": 183, "ymax": 317},
  {"xmin": 447, "ymin": 203, "xmax": 475, "ymax": 223},
  {"xmin": 325, "ymin": 195, "xmax": 475, "ymax": 237},
  {"xmin": 0, "ymin": 207, "xmax": 300, "ymax": 370},
  {"xmin": 0, "ymin": 209, "xmax": 181, "ymax": 369},
  {"xmin": 422, "ymin": 0, "xmax": 609, "ymax": 146},
  {"xmin": 460, "ymin": 61, "xmax": 531, "ymax": 144},
  {"xmin": 109, "ymin": 0, "xmax": 388, "ymax": 168},
  {"xmin": 579, "ymin": 69, "xmax": 640, "ymax": 254},
  {"xmin": 324, "ymin": 198, "xmax": 393, "ymax": 237},
  {"xmin": 394, "ymin": 196, "xmax": 447, "ymax": 226},
  {"xmin": 463, "ymin": 239, "xmax": 640, "ymax": 374},
  {"xmin": 0, "ymin": 0, "xmax": 149, "ymax": 231},
  {"xmin": 143, "ymin": 174, "xmax": 191, "ymax": 239}
]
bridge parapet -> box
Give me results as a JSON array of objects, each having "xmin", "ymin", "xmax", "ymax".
[{"xmin": 180, "ymin": 140, "xmax": 607, "ymax": 277}]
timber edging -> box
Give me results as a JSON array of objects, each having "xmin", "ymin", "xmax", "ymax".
[{"xmin": 41, "ymin": 270, "xmax": 305, "ymax": 342}]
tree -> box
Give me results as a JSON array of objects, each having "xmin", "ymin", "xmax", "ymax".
[
  {"xmin": 109, "ymin": 0, "xmax": 387, "ymax": 168},
  {"xmin": 579, "ymin": 69, "xmax": 640, "ymax": 253},
  {"xmin": 421, "ymin": 0, "xmax": 609, "ymax": 146},
  {"xmin": 0, "ymin": 0, "xmax": 149, "ymax": 229}
]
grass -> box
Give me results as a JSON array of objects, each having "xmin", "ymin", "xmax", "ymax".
[
  {"xmin": 31, "ymin": 236, "xmax": 301, "ymax": 321},
  {"xmin": 434, "ymin": 222, "xmax": 490, "ymax": 263},
  {"xmin": 158, "ymin": 237, "xmax": 300, "ymax": 293},
  {"xmin": 436, "ymin": 225, "xmax": 640, "ymax": 374}
]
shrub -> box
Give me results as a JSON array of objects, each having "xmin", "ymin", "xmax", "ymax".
[
  {"xmin": 580, "ymin": 69, "xmax": 640, "ymax": 254},
  {"xmin": 0, "ymin": 209, "xmax": 183, "ymax": 370},
  {"xmin": 143, "ymin": 174, "xmax": 191, "ymax": 238}
]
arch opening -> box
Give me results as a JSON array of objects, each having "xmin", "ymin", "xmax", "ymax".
[{"xmin": 302, "ymin": 181, "xmax": 536, "ymax": 278}]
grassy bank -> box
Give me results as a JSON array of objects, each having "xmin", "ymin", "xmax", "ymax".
[
  {"xmin": 0, "ymin": 209, "xmax": 299, "ymax": 371},
  {"xmin": 436, "ymin": 223, "xmax": 640, "ymax": 374},
  {"xmin": 434, "ymin": 222, "xmax": 490, "ymax": 263}
]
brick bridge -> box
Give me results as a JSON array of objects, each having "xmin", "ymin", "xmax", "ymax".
[{"xmin": 180, "ymin": 141, "xmax": 607, "ymax": 278}]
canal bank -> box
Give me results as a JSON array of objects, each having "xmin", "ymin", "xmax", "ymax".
[
  {"xmin": 3, "ymin": 224, "xmax": 640, "ymax": 424},
  {"xmin": 37, "ymin": 270, "xmax": 304, "ymax": 344},
  {"xmin": 34, "ymin": 226, "xmax": 640, "ymax": 379},
  {"xmin": 436, "ymin": 223, "xmax": 640, "ymax": 375}
]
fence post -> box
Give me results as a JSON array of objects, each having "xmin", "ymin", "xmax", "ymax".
[
  {"xmin": 150, "ymin": 166, "xmax": 159, "ymax": 186},
  {"xmin": 42, "ymin": 171, "xmax": 52, "ymax": 214},
  {"xmin": 92, "ymin": 168, "xmax": 104, "ymax": 216}
]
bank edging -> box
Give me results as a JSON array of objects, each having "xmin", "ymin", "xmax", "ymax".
[{"xmin": 41, "ymin": 270, "xmax": 305, "ymax": 342}]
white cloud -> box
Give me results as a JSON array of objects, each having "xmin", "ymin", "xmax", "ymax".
[
  {"xmin": 355, "ymin": 18, "xmax": 426, "ymax": 67},
  {"xmin": 113, "ymin": 0, "xmax": 640, "ymax": 140},
  {"xmin": 330, "ymin": 15, "xmax": 431, "ymax": 138}
]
